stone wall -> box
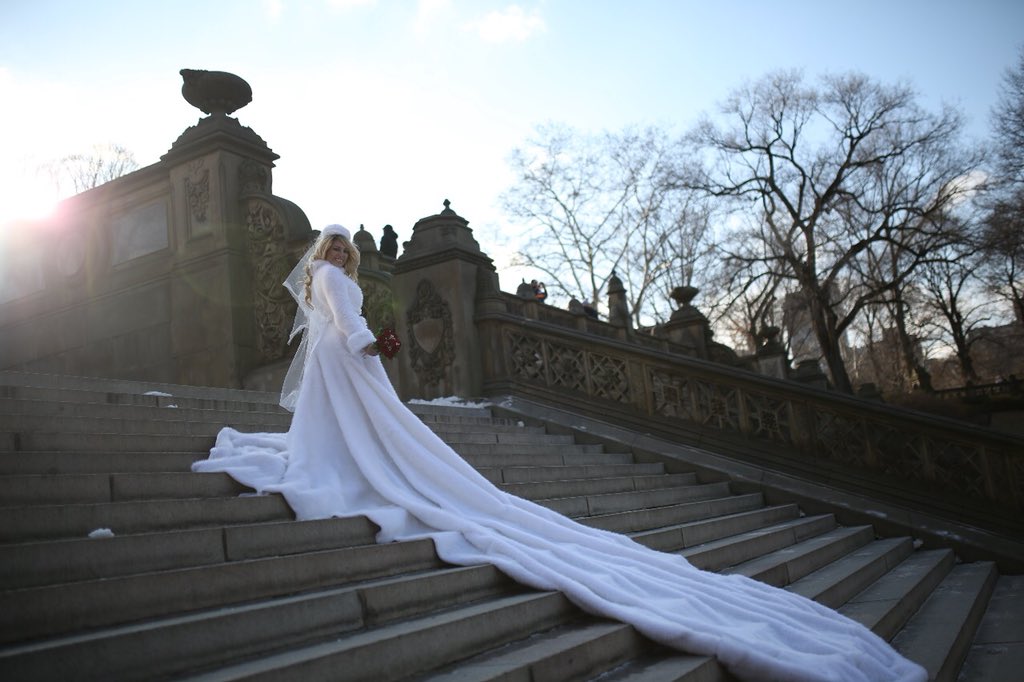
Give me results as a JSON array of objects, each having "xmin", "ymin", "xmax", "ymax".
[{"xmin": 0, "ymin": 76, "xmax": 314, "ymax": 389}]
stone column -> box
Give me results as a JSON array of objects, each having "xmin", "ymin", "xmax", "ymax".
[{"xmin": 391, "ymin": 200, "xmax": 499, "ymax": 400}]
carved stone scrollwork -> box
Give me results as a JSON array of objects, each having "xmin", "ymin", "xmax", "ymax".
[
  {"xmin": 504, "ymin": 330, "xmax": 630, "ymax": 403},
  {"xmin": 406, "ymin": 279, "xmax": 454, "ymax": 388},
  {"xmin": 239, "ymin": 159, "xmax": 270, "ymax": 195},
  {"xmin": 507, "ymin": 330, "xmax": 545, "ymax": 381},
  {"xmin": 245, "ymin": 198, "xmax": 295, "ymax": 361},
  {"xmin": 743, "ymin": 392, "xmax": 792, "ymax": 444},
  {"xmin": 185, "ymin": 159, "xmax": 210, "ymax": 225}
]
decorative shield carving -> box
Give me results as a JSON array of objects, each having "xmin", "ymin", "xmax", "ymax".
[
  {"xmin": 413, "ymin": 318, "xmax": 444, "ymax": 354},
  {"xmin": 406, "ymin": 279, "xmax": 454, "ymax": 388}
]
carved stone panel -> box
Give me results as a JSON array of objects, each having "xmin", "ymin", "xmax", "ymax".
[
  {"xmin": 245, "ymin": 198, "xmax": 295, "ymax": 361},
  {"xmin": 185, "ymin": 159, "xmax": 210, "ymax": 237},
  {"xmin": 406, "ymin": 279, "xmax": 454, "ymax": 389},
  {"xmin": 111, "ymin": 200, "xmax": 169, "ymax": 265}
]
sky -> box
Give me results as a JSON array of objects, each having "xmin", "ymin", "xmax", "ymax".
[{"xmin": 1, "ymin": 0, "xmax": 1022, "ymax": 288}]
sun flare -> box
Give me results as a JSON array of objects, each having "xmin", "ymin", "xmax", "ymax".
[{"xmin": 0, "ymin": 174, "xmax": 60, "ymax": 228}]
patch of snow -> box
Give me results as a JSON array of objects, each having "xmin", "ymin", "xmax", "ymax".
[
  {"xmin": 408, "ymin": 396, "xmax": 492, "ymax": 408},
  {"xmin": 143, "ymin": 391, "xmax": 173, "ymax": 397},
  {"xmin": 517, "ymin": 421, "xmax": 525, "ymax": 427},
  {"xmin": 164, "ymin": 404, "xmax": 178, "ymax": 408},
  {"xmin": 88, "ymin": 528, "xmax": 115, "ymax": 538}
]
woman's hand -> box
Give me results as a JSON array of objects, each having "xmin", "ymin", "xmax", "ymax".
[{"xmin": 364, "ymin": 343, "xmax": 380, "ymax": 356}]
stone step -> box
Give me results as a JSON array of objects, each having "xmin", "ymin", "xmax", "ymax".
[
  {"xmin": 0, "ymin": 450, "xmax": 198, "ymax": 475},
  {"xmin": 482, "ymin": 462, "xmax": 667, "ymax": 484},
  {"xmin": 545, "ymin": 482, "xmax": 733, "ymax": 518},
  {"xmin": 891, "ymin": 561, "xmax": 999, "ymax": 681},
  {"xmin": 957, "ymin": 574, "xmax": 1024, "ymax": 681},
  {"xmin": 0, "ymin": 411, "xmax": 293, "ymax": 434},
  {"xmin": 180, "ymin": 591, "xmax": 578, "ymax": 682},
  {"xmin": 722, "ymin": 525, "xmax": 877, "ymax": 586},
  {"xmin": 0, "ymin": 471, "xmax": 247, "ymax": 506},
  {"xmin": 438, "ymin": 431, "xmax": 573, "ymax": 445},
  {"xmin": 0, "ymin": 536, "xmax": 444, "ymax": 644},
  {"xmin": 582, "ymin": 492, "xmax": 767, "ymax": 535},
  {"xmin": 0, "ymin": 563, "xmax": 516, "ymax": 682},
  {"xmin": 0, "ymin": 381, "xmax": 506, "ymax": 432},
  {"xmin": 0, "ymin": 383, "xmax": 282, "ymax": 413},
  {"xmin": 0, "ymin": 370, "xmax": 283, "ymax": 404},
  {"xmin": 839, "ymin": 548, "xmax": 956, "ymax": 639},
  {"xmin": 1, "ymin": 428, "xmax": 583, "ymax": 455},
  {"xmin": 633, "ymin": 504, "xmax": 803, "ymax": 552},
  {"xmin": 1, "ymin": 409, "xmax": 543, "ymax": 440},
  {"xmin": 786, "ymin": 536, "xmax": 915, "ymax": 608},
  {"xmin": 590, "ymin": 653, "xmax": 725, "ymax": 681},
  {"xmin": 0, "ymin": 431, "xmax": 217, "ymax": 453},
  {"xmin": 0, "ymin": 494, "xmax": 293, "ymax": 543},
  {"xmin": 456, "ymin": 442, "xmax": 610, "ymax": 457},
  {"xmin": 461, "ymin": 451, "xmax": 630, "ymax": 469},
  {"xmin": 416, "ymin": 620, "xmax": 655, "ymax": 682},
  {"xmin": 499, "ymin": 472, "xmax": 698, "ymax": 500},
  {"xmin": 0, "ymin": 516, "xmax": 380, "ymax": 589},
  {"xmin": 0, "ymin": 396, "xmax": 291, "ymax": 424},
  {"xmin": 0, "ymin": 373, "xmax": 502, "ymax": 420},
  {"xmin": 679, "ymin": 514, "xmax": 837, "ymax": 571}
]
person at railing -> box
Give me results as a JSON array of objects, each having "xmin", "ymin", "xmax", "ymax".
[
  {"xmin": 192, "ymin": 223, "xmax": 925, "ymax": 682},
  {"xmin": 531, "ymin": 279, "xmax": 547, "ymax": 303}
]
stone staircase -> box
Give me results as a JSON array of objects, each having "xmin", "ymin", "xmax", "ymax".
[{"xmin": 0, "ymin": 372, "xmax": 1020, "ymax": 681}]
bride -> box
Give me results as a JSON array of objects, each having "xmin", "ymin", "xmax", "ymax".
[{"xmin": 193, "ymin": 224, "xmax": 926, "ymax": 682}]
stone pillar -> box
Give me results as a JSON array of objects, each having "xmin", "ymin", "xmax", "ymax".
[
  {"xmin": 161, "ymin": 70, "xmax": 313, "ymax": 389},
  {"xmin": 754, "ymin": 326, "xmax": 790, "ymax": 379},
  {"xmin": 391, "ymin": 200, "xmax": 499, "ymax": 400},
  {"xmin": 355, "ymin": 224, "xmax": 400, "ymax": 389},
  {"xmin": 661, "ymin": 286, "xmax": 711, "ymax": 358}
]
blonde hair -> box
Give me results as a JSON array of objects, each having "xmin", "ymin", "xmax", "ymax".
[{"xmin": 303, "ymin": 235, "xmax": 360, "ymax": 305}]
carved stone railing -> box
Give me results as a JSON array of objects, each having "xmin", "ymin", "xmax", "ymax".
[{"xmin": 476, "ymin": 305, "xmax": 1024, "ymax": 525}]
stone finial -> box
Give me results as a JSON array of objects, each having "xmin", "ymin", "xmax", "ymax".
[
  {"xmin": 354, "ymin": 224, "xmax": 377, "ymax": 253},
  {"xmin": 670, "ymin": 285, "xmax": 699, "ymax": 309},
  {"xmin": 180, "ymin": 69, "xmax": 253, "ymax": 116}
]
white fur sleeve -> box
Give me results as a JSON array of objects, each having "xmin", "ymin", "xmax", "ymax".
[{"xmin": 317, "ymin": 266, "xmax": 376, "ymax": 355}]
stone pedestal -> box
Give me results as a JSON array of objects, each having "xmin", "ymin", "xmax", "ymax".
[
  {"xmin": 755, "ymin": 326, "xmax": 790, "ymax": 379},
  {"xmin": 391, "ymin": 200, "xmax": 499, "ymax": 400},
  {"xmin": 662, "ymin": 286, "xmax": 711, "ymax": 358}
]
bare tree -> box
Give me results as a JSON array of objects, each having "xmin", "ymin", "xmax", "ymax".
[
  {"xmin": 915, "ymin": 241, "xmax": 993, "ymax": 384},
  {"xmin": 501, "ymin": 123, "xmax": 712, "ymax": 325},
  {"xmin": 47, "ymin": 143, "xmax": 139, "ymax": 194},
  {"xmin": 705, "ymin": 211, "xmax": 792, "ymax": 353},
  {"xmin": 687, "ymin": 70, "xmax": 980, "ymax": 393},
  {"xmin": 978, "ymin": 194, "xmax": 1024, "ymax": 325},
  {"xmin": 981, "ymin": 47, "xmax": 1024, "ymax": 325},
  {"xmin": 991, "ymin": 46, "xmax": 1024, "ymax": 186}
]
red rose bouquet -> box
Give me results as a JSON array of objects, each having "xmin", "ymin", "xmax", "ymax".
[{"xmin": 375, "ymin": 327, "xmax": 402, "ymax": 359}]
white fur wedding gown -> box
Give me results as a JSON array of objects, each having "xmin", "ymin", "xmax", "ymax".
[{"xmin": 193, "ymin": 258, "xmax": 926, "ymax": 682}]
